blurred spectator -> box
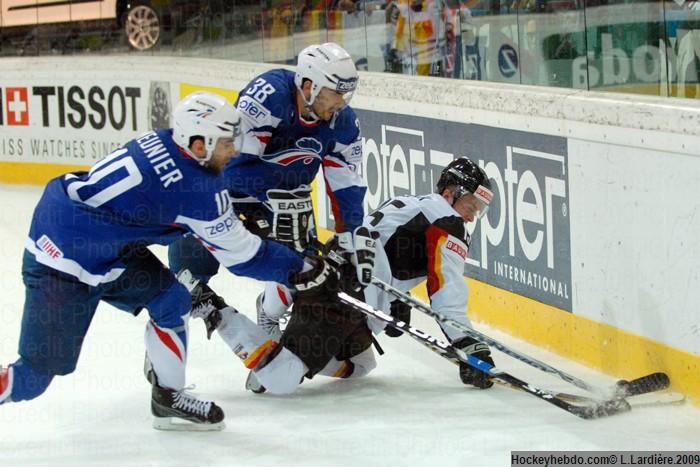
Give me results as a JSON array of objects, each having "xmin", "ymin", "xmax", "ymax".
[
  {"xmin": 266, "ymin": 0, "xmax": 295, "ymax": 63},
  {"xmin": 391, "ymin": 0, "xmax": 446, "ymax": 75},
  {"xmin": 384, "ymin": 0, "xmax": 403, "ymax": 72},
  {"xmin": 441, "ymin": 0, "xmax": 462, "ymax": 77},
  {"xmin": 459, "ymin": 5, "xmax": 482, "ymax": 80},
  {"xmin": 519, "ymin": 18, "xmax": 543, "ymax": 83},
  {"xmin": 676, "ymin": 0, "xmax": 700, "ymax": 97},
  {"xmin": 540, "ymin": 0, "xmax": 583, "ymax": 87}
]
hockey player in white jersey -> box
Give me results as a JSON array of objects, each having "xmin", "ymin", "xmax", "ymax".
[
  {"xmin": 187, "ymin": 157, "xmax": 495, "ymax": 393},
  {"xmin": 0, "ymin": 92, "xmax": 337, "ymax": 430},
  {"xmin": 360, "ymin": 156, "xmax": 495, "ymax": 389}
]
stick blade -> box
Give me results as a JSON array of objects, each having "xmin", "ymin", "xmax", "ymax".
[
  {"xmin": 616, "ymin": 372, "xmax": 670, "ymax": 397},
  {"xmin": 568, "ymin": 398, "xmax": 632, "ymax": 420}
]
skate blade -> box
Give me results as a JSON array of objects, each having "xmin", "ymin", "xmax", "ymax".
[{"xmin": 153, "ymin": 417, "xmax": 225, "ymax": 432}]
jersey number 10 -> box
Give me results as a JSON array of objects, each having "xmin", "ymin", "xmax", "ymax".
[{"xmin": 66, "ymin": 148, "xmax": 143, "ymax": 208}]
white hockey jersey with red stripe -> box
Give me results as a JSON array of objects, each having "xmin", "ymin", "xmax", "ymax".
[{"xmin": 362, "ymin": 194, "xmax": 472, "ymax": 340}]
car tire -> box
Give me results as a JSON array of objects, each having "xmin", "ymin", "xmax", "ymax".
[{"xmin": 124, "ymin": 3, "xmax": 161, "ymax": 51}]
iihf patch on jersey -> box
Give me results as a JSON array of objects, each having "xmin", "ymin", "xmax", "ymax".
[
  {"xmin": 446, "ymin": 240, "xmax": 467, "ymax": 260},
  {"xmin": 37, "ymin": 235, "xmax": 63, "ymax": 259}
]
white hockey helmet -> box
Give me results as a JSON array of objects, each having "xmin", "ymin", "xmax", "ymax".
[
  {"xmin": 294, "ymin": 42, "xmax": 359, "ymax": 108},
  {"xmin": 172, "ymin": 91, "xmax": 243, "ymax": 165}
]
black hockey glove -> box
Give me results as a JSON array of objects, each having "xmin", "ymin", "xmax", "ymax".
[
  {"xmin": 453, "ymin": 336, "xmax": 494, "ymax": 389},
  {"xmin": 267, "ymin": 186, "xmax": 315, "ymax": 253},
  {"xmin": 384, "ymin": 299, "xmax": 411, "ymax": 338},
  {"xmin": 290, "ymin": 256, "xmax": 339, "ymax": 301}
]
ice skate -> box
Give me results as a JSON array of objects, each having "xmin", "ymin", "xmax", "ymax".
[
  {"xmin": 151, "ymin": 383, "xmax": 225, "ymax": 431},
  {"xmin": 143, "ymin": 355, "xmax": 156, "ymax": 385},
  {"xmin": 245, "ymin": 370, "xmax": 266, "ymax": 394},
  {"xmin": 256, "ymin": 293, "xmax": 286, "ymax": 341},
  {"xmin": 177, "ymin": 269, "xmax": 225, "ymax": 339}
]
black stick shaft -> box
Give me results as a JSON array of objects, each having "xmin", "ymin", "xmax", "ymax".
[
  {"xmin": 338, "ymin": 291, "xmax": 630, "ymax": 420},
  {"xmin": 370, "ymin": 276, "xmax": 601, "ymax": 394}
]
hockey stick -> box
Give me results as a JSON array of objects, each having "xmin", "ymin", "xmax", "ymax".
[
  {"xmin": 370, "ymin": 276, "xmax": 670, "ymax": 398},
  {"xmin": 337, "ymin": 291, "xmax": 631, "ymax": 420}
]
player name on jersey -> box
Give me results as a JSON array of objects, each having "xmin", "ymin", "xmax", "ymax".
[{"xmin": 136, "ymin": 131, "xmax": 184, "ymax": 188}]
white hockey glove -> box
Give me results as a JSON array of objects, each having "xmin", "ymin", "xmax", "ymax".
[
  {"xmin": 266, "ymin": 185, "xmax": 315, "ymax": 253},
  {"xmin": 334, "ymin": 226, "xmax": 380, "ymax": 290}
]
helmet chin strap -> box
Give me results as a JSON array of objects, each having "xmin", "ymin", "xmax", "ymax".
[
  {"xmin": 301, "ymin": 102, "xmax": 320, "ymax": 123},
  {"xmin": 451, "ymin": 186, "xmax": 466, "ymax": 206},
  {"xmin": 297, "ymin": 84, "xmax": 321, "ymax": 122}
]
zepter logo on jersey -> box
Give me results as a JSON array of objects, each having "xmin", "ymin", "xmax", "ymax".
[
  {"xmin": 237, "ymin": 96, "xmax": 271, "ymax": 125},
  {"xmin": 203, "ymin": 210, "xmax": 237, "ymax": 239}
]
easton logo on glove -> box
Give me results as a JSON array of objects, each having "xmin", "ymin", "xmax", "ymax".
[{"xmin": 267, "ymin": 186, "xmax": 315, "ymax": 253}]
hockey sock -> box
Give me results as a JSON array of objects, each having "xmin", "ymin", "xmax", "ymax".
[
  {"xmin": 216, "ymin": 310, "xmax": 307, "ymax": 394},
  {"xmin": 317, "ymin": 358, "xmax": 355, "ymax": 378},
  {"xmin": 262, "ymin": 282, "xmax": 293, "ymax": 320},
  {"xmin": 253, "ymin": 346, "xmax": 307, "ymax": 394},
  {"xmin": 145, "ymin": 320, "xmax": 188, "ymax": 390},
  {"xmin": 4, "ymin": 359, "xmax": 54, "ymax": 402},
  {"xmin": 317, "ymin": 348, "xmax": 377, "ymax": 379},
  {"xmin": 217, "ymin": 309, "xmax": 277, "ymax": 368}
]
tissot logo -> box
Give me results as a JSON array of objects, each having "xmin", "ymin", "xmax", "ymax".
[
  {"xmin": 4, "ymin": 87, "xmax": 30, "ymax": 126},
  {"xmin": 32, "ymin": 85, "xmax": 141, "ymax": 130}
]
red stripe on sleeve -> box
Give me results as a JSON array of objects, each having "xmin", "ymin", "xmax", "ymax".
[{"xmin": 324, "ymin": 173, "xmax": 346, "ymax": 232}]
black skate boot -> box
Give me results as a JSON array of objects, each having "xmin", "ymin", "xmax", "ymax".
[
  {"xmin": 245, "ymin": 370, "xmax": 267, "ymax": 394},
  {"xmin": 177, "ymin": 269, "xmax": 225, "ymax": 339},
  {"xmin": 143, "ymin": 355, "xmax": 155, "ymax": 385},
  {"xmin": 151, "ymin": 383, "xmax": 225, "ymax": 431}
]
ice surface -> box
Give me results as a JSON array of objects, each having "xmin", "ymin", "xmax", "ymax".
[{"xmin": 1, "ymin": 184, "xmax": 698, "ymax": 467}]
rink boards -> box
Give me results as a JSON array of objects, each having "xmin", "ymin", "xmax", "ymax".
[{"xmin": 0, "ymin": 55, "xmax": 699, "ymax": 403}]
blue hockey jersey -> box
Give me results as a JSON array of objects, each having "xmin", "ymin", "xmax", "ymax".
[
  {"xmin": 25, "ymin": 129, "xmax": 304, "ymax": 287},
  {"xmin": 229, "ymin": 69, "xmax": 366, "ymax": 232}
]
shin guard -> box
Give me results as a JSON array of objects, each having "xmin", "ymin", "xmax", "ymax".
[
  {"xmin": 217, "ymin": 309, "xmax": 278, "ymax": 369},
  {"xmin": 145, "ymin": 320, "xmax": 188, "ymax": 390},
  {"xmin": 262, "ymin": 282, "xmax": 293, "ymax": 320}
]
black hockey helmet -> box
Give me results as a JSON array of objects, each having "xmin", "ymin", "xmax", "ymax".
[{"xmin": 436, "ymin": 157, "xmax": 493, "ymax": 218}]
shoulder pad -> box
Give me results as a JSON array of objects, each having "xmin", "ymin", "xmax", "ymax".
[
  {"xmin": 237, "ymin": 69, "xmax": 294, "ymax": 121},
  {"xmin": 433, "ymin": 216, "xmax": 471, "ymax": 248},
  {"xmin": 331, "ymin": 107, "xmax": 361, "ymax": 143}
]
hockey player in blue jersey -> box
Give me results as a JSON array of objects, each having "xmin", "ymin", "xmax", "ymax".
[
  {"xmin": 0, "ymin": 91, "xmax": 334, "ymax": 430},
  {"xmin": 168, "ymin": 42, "xmax": 369, "ymax": 333}
]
